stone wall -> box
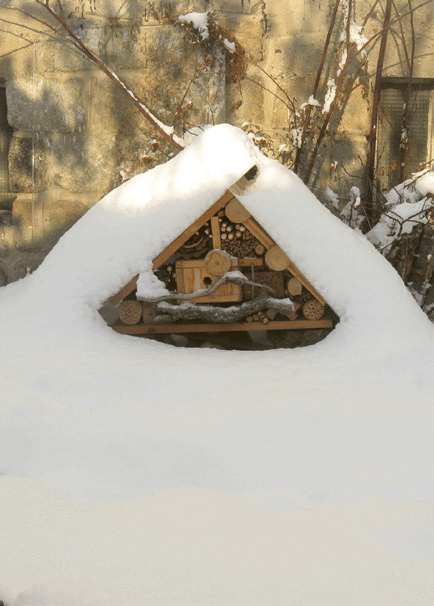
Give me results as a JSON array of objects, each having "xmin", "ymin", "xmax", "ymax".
[{"xmin": 0, "ymin": 0, "xmax": 432, "ymax": 285}]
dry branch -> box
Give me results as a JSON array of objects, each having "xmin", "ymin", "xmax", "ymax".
[{"xmin": 140, "ymin": 271, "xmax": 275, "ymax": 303}]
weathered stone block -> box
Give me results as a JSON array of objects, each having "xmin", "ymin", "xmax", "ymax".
[
  {"xmin": 50, "ymin": 132, "xmax": 117, "ymax": 193},
  {"xmin": 6, "ymin": 78, "xmax": 86, "ymax": 132},
  {"xmin": 337, "ymin": 86, "xmax": 370, "ymax": 135},
  {"xmin": 13, "ymin": 197, "xmax": 35, "ymax": 250},
  {"xmin": 42, "ymin": 199, "xmax": 88, "ymax": 245},
  {"xmin": 8, "ymin": 132, "xmax": 50, "ymax": 193}
]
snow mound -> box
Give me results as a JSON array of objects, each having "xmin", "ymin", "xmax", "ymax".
[
  {"xmin": 0, "ymin": 124, "xmax": 431, "ymax": 383},
  {"xmin": 0, "ymin": 125, "xmax": 433, "ymax": 606}
]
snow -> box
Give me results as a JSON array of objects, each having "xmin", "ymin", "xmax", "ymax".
[
  {"xmin": 222, "ymin": 38, "xmax": 236, "ymax": 53},
  {"xmin": 325, "ymin": 186, "xmax": 340, "ymax": 209},
  {"xmin": 300, "ymin": 95, "xmax": 321, "ymax": 110},
  {"xmin": 366, "ymin": 170, "xmax": 433, "ymax": 252},
  {"xmin": 367, "ymin": 198, "xmax": 432, "ymax": 252},
  {"xmin": 178, "ymin": 11, "xmax": 210, "ymax": 40},
  {"xmin": 384, "ymin": 169, "xmax": 434, "ymax": 206},
  {"xmin": 0, "ymin": 124, "xmax": 433, "ymax": 605},
  {"xmin": 323, "ymin": 78, "xmax": 336, "ymax": 114}
]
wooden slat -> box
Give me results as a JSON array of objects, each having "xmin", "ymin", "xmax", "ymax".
[
  {"xmin": 112, "ymin": 317, "xmax": 333, "ymax": 334},
  {"xmin": 211, "ymin": 216, "xmax": 221, "ymax": 249},
  {"xmin": 238, "ymin": 258, "xmax": 263, "ymax": 267},
  {"xmin": 110, "ymin": 275, "xmax": 138, "ymax": 305},
  {"xmin": 175, "ymin": 259, "xmax": 238, "ymax": 269},
  {"xmin": 176, "ymin": 258, "xmax": 261, "ymax": 268},
  {"xmin": 152, "ymin": 191, "xmax": 235, "ymax": 270}
]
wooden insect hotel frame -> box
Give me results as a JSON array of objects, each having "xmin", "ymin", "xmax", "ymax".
[{"xmin": 109, "ymin": 167, "xmax": 337, "ymax": 341}]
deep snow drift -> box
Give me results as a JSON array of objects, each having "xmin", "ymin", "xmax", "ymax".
[{"xmin": 0, "ymin": 125, "xmax": 433, "ymax": 605}]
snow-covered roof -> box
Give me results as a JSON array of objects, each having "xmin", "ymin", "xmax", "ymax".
[{"xmin": 0, "ymin": 124, "xmax": 432, "ymax": 384}]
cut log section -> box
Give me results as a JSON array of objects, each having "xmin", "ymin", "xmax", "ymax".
[
  {"xmin": 287, "ymin": 277, "xmax": 303, "ymax": 297},
  {"xmin": 225, "ymin": 198, "xmax": 251, "ymax": 223},
  {"xmin": 266, "ymin": 308, "xmax": 279, "ymax": 320},
  {"xmin": 265, "ymin": 245, "xmax": 291, "ymax": 271},
  {"xmin": 204, "ymin": 249, "xmax": 232, "ymax": 276},
  {"xmin": 142, "ymin": 302, "xmax": 157, "ymax": 325},
  {"xmin": 118, "ymin": 300, "xmax": 143, "ymax": 325},
  {"xmin": 302, "ymin": 298, "xmax": 325, "ymax": 320}
]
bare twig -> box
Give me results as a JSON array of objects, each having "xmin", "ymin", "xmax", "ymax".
[
  {"xmin": 1, "ymin": 0, "xmax": 184, "ymax": 150},
  {"xmin": 366, "ymin": 0, "xmax": 393, "ymax": 220},
  {"xmin": 293, "ymin": 0, "xmax": 341, "ymax": 174},
  {"xmin": 399, "ymin": 0, "xmax": 416, "ymax": 182}
]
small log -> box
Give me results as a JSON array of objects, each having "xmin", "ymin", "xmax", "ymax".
[
  {"xmin": 284, "ymin": 300, "xmax": 301, "ymax": 321},
  {"xmin": 266, "ymin": 308, "xmax": 279, "ymax": 320},
  {"xmin": 118, "ymin": 300, "xmax": 143, "ymax": 325},
  {"xmin": 287, "ymin": 277, "xmax": 303, "ymax": 296},
  {"xmin": 246, "ymin": 315, "xmax": 253, "ymax": 322},
  {"xmin": 265, "ymin": 245, "xmax": 290, "ymax": 271},
  {"xmin": 252, "ymin": 313, "xmax": 260, "ymax": 321},
  {"xmin": 255, "ymin": 244, "xmax": 265, "ymax": 256},
  {"xmin": 302, "ymin": 299, "xmax": 325, "ymax": 320}
]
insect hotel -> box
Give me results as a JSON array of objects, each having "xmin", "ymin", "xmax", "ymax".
[{"xmin": 109, "ymin": 166, "xmax": 337, "ymax": 346}]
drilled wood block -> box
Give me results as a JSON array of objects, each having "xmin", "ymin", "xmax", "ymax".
[
  {"xmin": 243, "ymin": 271, "xmax": 285, "ymax": 298},
  {"xmin": 118, "ymin": 300, "xmax": 142, "ymax": 325}
]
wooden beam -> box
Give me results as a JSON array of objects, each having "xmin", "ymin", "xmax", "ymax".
[
  {"xmin": 110, "ymin": 275, "xmax": 138, "ymax": 305},
  {"xmin": 243, "ymin": 216, "xmax": 276, "ymax": 249},
  {"xmin": 152, "ymin": 191, "xmax": 235, "ymax": 270},
  {"xmin": 112, "ymin": 317, "xmax": 333, "ymax": 334}
]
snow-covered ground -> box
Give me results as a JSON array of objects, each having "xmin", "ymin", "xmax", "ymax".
[{"xmin": 0, "ymin": 125, "xmax": 433, "ymax": 605}]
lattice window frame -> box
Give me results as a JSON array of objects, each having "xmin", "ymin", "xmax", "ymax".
[{"xmin": 377, "ymin": 78, "xmax": 433, "ymax": 192}]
